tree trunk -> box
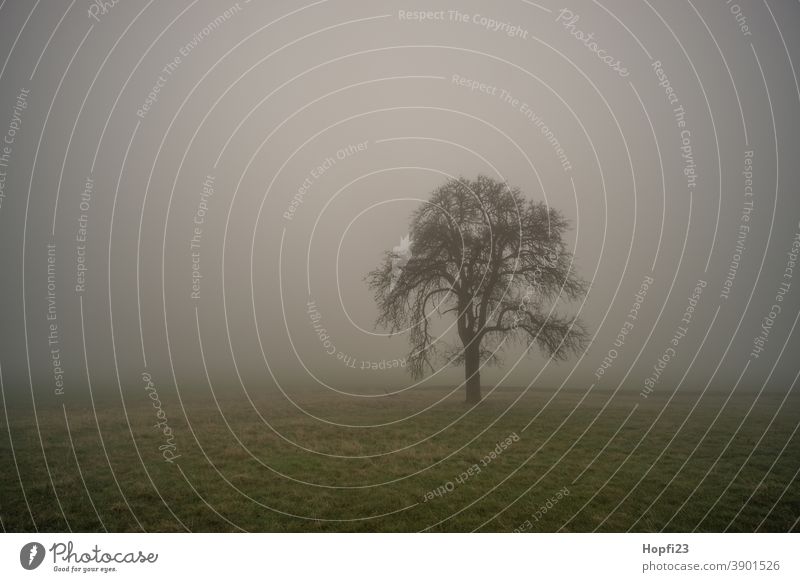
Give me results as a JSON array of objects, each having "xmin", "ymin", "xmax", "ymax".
[{"xmin": 464, "ymin": 340, "xmax": 481, "ymax": 404}]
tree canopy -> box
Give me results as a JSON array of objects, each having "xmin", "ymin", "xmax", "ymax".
[{"xmin": 368, "ymin": 175, "xmax": 588, "ymax": 402}]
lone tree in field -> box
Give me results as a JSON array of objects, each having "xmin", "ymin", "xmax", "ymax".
[{"xmin": 368, "ymin": 176, "xmax": 588, "ymax": 404}]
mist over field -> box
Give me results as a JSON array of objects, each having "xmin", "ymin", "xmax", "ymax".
[{"xmin": 0, "ymin": 0, "xmax": 798, "ymax": 532}]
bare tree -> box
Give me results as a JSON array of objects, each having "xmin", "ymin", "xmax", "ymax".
[{"xmin": 368, "ymin": 176, "xmax": 588, "ymax": 403}]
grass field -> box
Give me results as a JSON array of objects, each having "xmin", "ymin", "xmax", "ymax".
[{"xmin": 1, "ymin": 384, "xmax": 798, "ymax": 532}]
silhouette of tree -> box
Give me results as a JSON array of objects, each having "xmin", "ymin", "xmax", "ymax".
[{"xmin": 368, "ymin": 175, "xmax": 588, "ymax": 403}]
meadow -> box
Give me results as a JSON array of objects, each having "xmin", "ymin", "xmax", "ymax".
[{"xmin": 1, "ymin": 384, "xmax": 798, "ymax": 532}]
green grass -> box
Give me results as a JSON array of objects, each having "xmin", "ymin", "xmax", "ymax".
[{"xmin": 1, "ymin": 384, "xmax": 798, "ymax": 532}]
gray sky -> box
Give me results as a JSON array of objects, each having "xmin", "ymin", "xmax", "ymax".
[{"xmin": 1, "ymin": 0, "xmax": 799, "ymax": 404}]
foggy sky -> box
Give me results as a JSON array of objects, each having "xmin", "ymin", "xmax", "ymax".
[{"xmin": 1, "ymin": 0, "xmax": 799, "ymax": 407}]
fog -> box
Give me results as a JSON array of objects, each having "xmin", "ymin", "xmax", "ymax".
[{"xmin": 1, "ymin": 0, "xmax": 799, "ymax": 406}]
